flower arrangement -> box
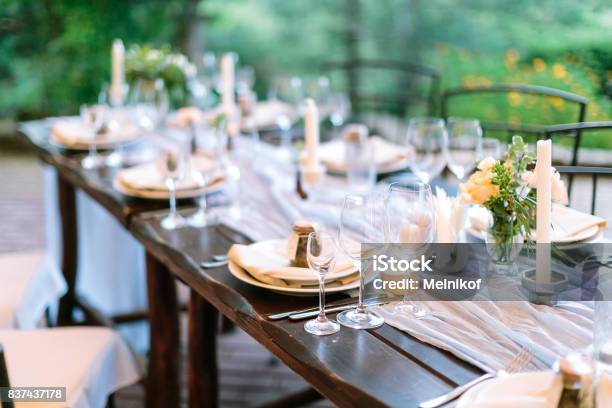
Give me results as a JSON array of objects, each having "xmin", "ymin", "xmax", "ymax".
[
  {"xmin": 461, "ymin": 136, "xmax": 568, "ymax": 260},
  {"xmin": 125, "ymin": 44, "xmax": 196, "ymax": 106}
]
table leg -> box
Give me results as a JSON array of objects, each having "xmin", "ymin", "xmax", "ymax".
[
  {"xmin": 188, "ymin": 289, "xmax": 219, "ymax": 408},
  {"xmin": 146, "ymin": 253, "xmax": 180, "ymax": 408},
  {"xmin": 56, "ymin": 173, "xmax": 78, "ymax": 325}
]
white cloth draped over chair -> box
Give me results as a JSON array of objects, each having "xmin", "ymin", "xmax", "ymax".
[
  {"xmin": 0, "ymin": 250, "xmax": 66, "ymax": 329},
  {"xmin": 0, "ymin": 327, "xmax": 142, "ymax": 408},
  {"xmin": 43, "ymin": 166, "xmax": 149, "ymax": 351}
]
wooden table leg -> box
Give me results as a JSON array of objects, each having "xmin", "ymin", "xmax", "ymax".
[
  {"xmin": 188, "ymin": 289, "xmax": 219, "ymax": 408},
  {"xmin": 56, "ymin": 172, "xmax": 78, "ymax": 325},
  {"xmin": 146, "ymin": 253, "xmax": 180, "ymax": 408}
]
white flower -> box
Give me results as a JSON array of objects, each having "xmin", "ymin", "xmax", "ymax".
[
  {"xmin": 521, "ymin": 170, "xmax": 536, "ymax": 188},
  {"xmin": 477, "ymin": 157, "xmax": 496, "ymax": 171},
  {"xmin": 520, "ymin": 167, "xmax": 568, "ymax": 205}
]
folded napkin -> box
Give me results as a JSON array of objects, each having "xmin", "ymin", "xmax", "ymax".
[
  {"xmin": 432, "ymin": 187, "xmax": 467, "ymax": 243},
  {"xmin": 249, "ymin": 100, "xmax": 295, "ymax": 130},
  {"xmin": 551, "ymin": 204, "xmax": 607, "ymax": 239},
  {"xmin": 456, "ymin": 371, "xmax": 563, "ymax": 408},
  {"xmin": 316, "ymin": 136, "xmax": 406, "ymax": 173},
  {"xmin": 467, "ymin": 204, "xmax": 606, "ymax": 242},
  {"xmin": 116, "ymin": 154, "xmax": 221, "ymax": 192},
  {"xmin": 51, "ymin": 119, "xmax": 140, "ymax": 148},
  {"xmin": 227, "ymin": 239, "xmax": 357, "ymax": 288}
]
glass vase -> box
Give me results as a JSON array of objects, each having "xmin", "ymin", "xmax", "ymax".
[{"xmin": 485, "ymin": 212, "xmax": 523, "ymax": 272}]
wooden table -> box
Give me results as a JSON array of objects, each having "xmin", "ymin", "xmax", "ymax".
[{"xmin": 20, "ymin": 120, "xmax": 483, "ymax": 407}]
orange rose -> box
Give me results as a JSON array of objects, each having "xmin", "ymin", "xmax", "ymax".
[{"xmin": 460, "ymin": 167, "xmax": 500, "ymax": 205}]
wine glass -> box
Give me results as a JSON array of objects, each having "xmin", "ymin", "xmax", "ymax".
[
  {"xmin": 405, "ymin": 117, "xmax": 448, "ymax": 183},
  {"xmin": 187, "ymin": 159, "xmax": 219, "ymax": 228},
  {"xmin": 446, "ymin": 117, "xmax": 482, "ymax": 180},
  {"xmin": 236, "ymin": 66, "xmax": 255, "ymax": 96},
  {"xmin": 160, "ymin": 149, "xmax": 187, "ymax": 230},
  {"xmin": 336, "ymin": 193, "xmax": 386, "ymax": 329},
  {"xmin": 385, "ymin": 182, "xmax": 435, "ymax": 318},
  {"xmin": 269, "ymin": 76, "xmax": 303, "ymax": 158},
  {"xmin": 130, "ymin": 79, "xmax": 169, "ymax": 133},
  {"xmin": 304, "ymin": 231, "xmax": 341, "ymax": 336},
  {"xmin": 80, "ymin": 104, "xmax": 109, "ymax": 169},
  {"xmin": 329, "ymin": 93, "xmax": 351, "ymax": 138}
]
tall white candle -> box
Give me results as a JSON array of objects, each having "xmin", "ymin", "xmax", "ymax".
[
  {"xmin": 536, "ymin": 139, "xmax": 552, "ymax": 284},
  {"xmin": 220, "ymin": 53, "xmax": 235, "ymax": 112},
  {"xmin": 304, "ymin": 98, "xmax": 320, "ymax": 168},
  {"xmin": 110, "ymin": 39, "xmax": 125, "ymax": 102}
]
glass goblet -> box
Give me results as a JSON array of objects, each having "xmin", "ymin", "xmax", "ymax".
[
  {"xmin": 304, "ymin": 231, "xmax": 341, "ymax": 336},
  {"xmin": 405, "ymin": 117, "xmax": 448, "ymax": 183},
  {"xmin": 160, "ymin": 149, "xmax": 187, "ymax": 230},
  {"xmin": 385, "ymin": 181, "xmax": 435, "ymax": 318},
  {"xmin": 80, "ymin": 104, "xmax": 109, "ymax": 169},
  {"xmin": 446, "ymin": 117, "xmax": 482, "ymax": 180},
  {"xmin": 336, "ymin": 193, "xmax": 385, "ymax": 330}
]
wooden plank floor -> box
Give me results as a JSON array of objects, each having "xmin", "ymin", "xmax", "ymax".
[{"xmin": 0, "ymin": 145, "xmax": 332, "ymax": 407}]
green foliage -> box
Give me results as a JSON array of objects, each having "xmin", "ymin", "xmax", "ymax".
[
  {"xmin": 485, "ymin": 136, "xmax": 536, "ymax": 243},
  {"xmin": 0, "ymin": 0, "xmax": 610, "ymax": 152}
]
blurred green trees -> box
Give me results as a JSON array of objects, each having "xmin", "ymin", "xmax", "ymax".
[{"xmin": 1, "ymin": 0, "xmax": 610, "ymax": 141}]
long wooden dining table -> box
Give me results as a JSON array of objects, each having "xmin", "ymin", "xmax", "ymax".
[{"xmin": 20, "ymin": 120, "xmax": 484, "ymax": 408}]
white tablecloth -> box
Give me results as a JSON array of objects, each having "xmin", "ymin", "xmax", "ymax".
[{"xmin": 43, "ymin": 166, "xmax": 149, "ymax": 351}]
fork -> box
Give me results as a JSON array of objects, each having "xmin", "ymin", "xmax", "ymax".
[{"xmin": 419, "ymin": 347, "xmax": 533, "ymax": 408}]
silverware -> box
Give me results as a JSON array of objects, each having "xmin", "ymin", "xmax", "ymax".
[
  {"xmin": 418, "ymin": 347, "xmax": 533, "ymax": 408},
  {"xmin": 200, "ymin": 259, "xmax": 229, "ymax": 269},
  {"xmin": 212, "ymin": 254, "xmax": 228, "ymax": 261},
  {"xmin": 267, "ymin": 295, "xmax": 371, "ymax": 320},
  {"xmin": 288, "ymin": 299, "xmax": 389, "ymax": 321}
]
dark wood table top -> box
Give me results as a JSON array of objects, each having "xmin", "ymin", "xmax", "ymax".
[{"xmin": 20, "ymin": 119, "xmax": 483, "ymax": 407}]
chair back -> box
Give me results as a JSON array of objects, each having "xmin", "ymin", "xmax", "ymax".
[
  {"xmin": 556, "ymin": 165, "xmax": 612, "ymax": 215},
  {"xmin": 321, "ymin": 59, "xmax": 440, "ymax": 141},
  {"xmin": 0, "ymin": 344, "xmax": 13, "ymax": 408},
  {"xmin": 441, "ymin": 83, "xmax": 588, "ymax": 143},
  {"xmin": 544, "ymin": 121, "xmax": 612, "ymax": 194}
]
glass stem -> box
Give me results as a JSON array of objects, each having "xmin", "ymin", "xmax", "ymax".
[
  {"xmin": 318, "ymin": 272, "xmax": 325, "ymax": 321},
  {"xmin": 402, "ymin": 270, "xmax": 410, "ymax": 303},
  {"xmin": 199, "ymin": 192, "xmax": 207, "ymax": 216},
  {"xmin": 357, "ymin": 264, "xmax": 366, "ymax": 314},
  {"xmin": 169, "ymin": 179, "xmax": 177, "ymax": 217},
  {"xmin": 89, "ymin": 141, "xmax": 96, "ymax": 161}
]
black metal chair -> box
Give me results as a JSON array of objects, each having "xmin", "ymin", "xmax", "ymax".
[
  {"xmin": 441, "ymin": 83, "xmax": 588, "ymax": 143},
  {"xmin": 321, "ymin": 59, "xmax": 440, "ymax": 140},
  {"xmin": 544, "ymin": 121, "xmax": 612, "ymax": 195},
  {"xmin": 556, "ymin": 166, "xmax": 612, "ymax": 215},
  {"xmin": 0, "ymin": 344, "xmax": 13, "ymax": 408}
]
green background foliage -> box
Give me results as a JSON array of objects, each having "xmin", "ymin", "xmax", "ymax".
[{"xmin": 1, "ymin": 0, "xmax": 610, "ymax": 146}]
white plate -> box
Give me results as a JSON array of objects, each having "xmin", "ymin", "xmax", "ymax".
[
  {"xmin": 466, "ymin": 222, "xmax": 603, "ymax": 244},
  {"xmin": 456, "ymin": 371, "xmax": 563, "ymax": 407},
  {"xmin": 227, "ymin": 261, "xmax": 360, "ymax": 297},
  {"xmin": 325, "ymin": 157, "xmax": 409, "ymax": 176},
  {"xmin": 113, "ymin": 177, "xmax": 225, "ymax": 200}
]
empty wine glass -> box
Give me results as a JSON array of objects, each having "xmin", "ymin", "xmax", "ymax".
[
  {"xmin": 385, "ymin": 182, "xmax": 435, "ymax": 318},
  {"xmin": 187, "ymin": 160, "xmax": 218, "ymax": 228},
  {"xmin": 329, "ymin": 93, "xmax": 351, "ymax": 138},
  {"xmin": 269, "ymin": 76, "xmax": 303, "ymax": 158},
  {"xmin": 304, "ymin": 231, "xmax": 341, "ymax": 336},
  {"xmin": 446, "ymin": 117, "xmax": 482, "ymax": 180},
  {"xmin": 405, "ymin": 117, "xmax": 448, "ymax": 183},
  {"xmin": 130, "ymin": 79, "xmax": 169, "ymax": 133},
  {"xmin": 336, "ymin": 193, "xmax": 386, "ymax": 330},
  {"xmin": 80, "ymin": 104, "xmax": 109, "ymax": 169},
  {"xmin": 236, "ymin": 66, "xmax": 255, "ymax": 96},
  {"xmin": 161, "ymin": 149, "xmax": 187, "ymax": 230}
]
